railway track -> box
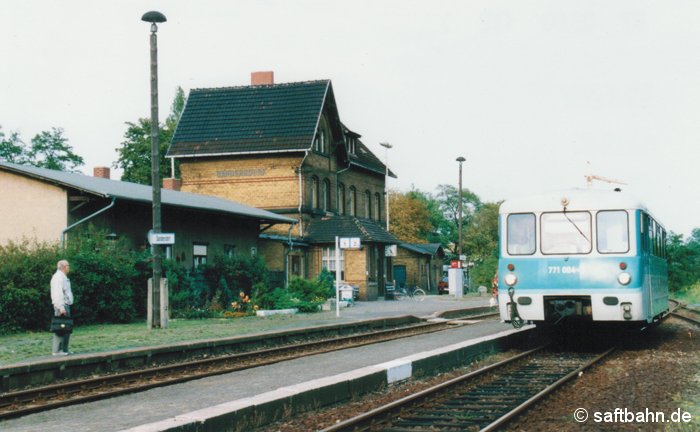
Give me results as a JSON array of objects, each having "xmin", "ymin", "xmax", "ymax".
[
  {"xmin": 321, "ymin": 345, "xmax": 614, "ymax": 432},
  {"xmin": 0, "ymin": 312, "xmax": 499, "ymax": 421},
  {"xmin": 670, "ymin": 303, "xmax": 700, "ymax": 326}
]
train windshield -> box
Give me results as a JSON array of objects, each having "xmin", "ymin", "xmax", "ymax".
[
  {"xmin": 507, "ymin": 213, "xmax": 536, "ymax": 255},
  {"xmin": 596, "ymin": 210, "xmax": 629, "ymax": 253},
  {"xmin": 541, "ymin": 211, "xmax": 592, "ymax": 254}
]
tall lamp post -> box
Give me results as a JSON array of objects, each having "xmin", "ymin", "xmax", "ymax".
[
  {"xmin": 456, "ymin": 156, "xmax": 466, "ymax": 259},
  {"xmin": 142, "ymin": 10, "xmax": 167, "ymax": 329},
  {"xmin": 379, "ymin": 142, "xmax": 392, "ymax": 231}
]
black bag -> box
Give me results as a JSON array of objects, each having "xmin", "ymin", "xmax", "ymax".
[{"xmin": 50, "ymin": 316, "xmax": 74, "ymax": 335}]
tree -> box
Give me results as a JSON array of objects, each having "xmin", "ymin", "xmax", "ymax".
[
  {"xmin": 1, "ymin": 125, "xmax": 83, "ymax": 172},
  {"xmin": 667, "ymin": 229, "xmax": 700, "ymax": 292},
  {"xmin": 114, "ymin": 87, "xmax": 186, "ymax": 185},
  {"xmin": 388, "ymin": 190, "xmax": 434, "ymax": 243},
  {"xmin": 462, "ymin": 202, "xmax": 500, "ymax": 262},
  {"xmin": 0, "ymin": 126, "xmax": 28, "ymax": 164},
  {"xmin": 435, "ymin": 184, "xmax": 481, "ymax": 255},
  {"xmin": 28, "ymin": 127, "xmax": 84, "ymax": 172}
]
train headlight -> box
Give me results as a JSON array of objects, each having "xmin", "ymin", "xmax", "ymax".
[
  {"xmin": 617, "ymin": 272, "xmax": 631, "ymax": 285},
  {"xmin": 504, "ymin": 274, "xmax": 518, "ymax": 286}
]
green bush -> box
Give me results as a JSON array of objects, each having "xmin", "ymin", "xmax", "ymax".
[
  {"xmin": 0, "ymin": 240, "xmax": 60, "ymax": 333},
  {"xmin": 202, "ymin": 254, "xmax": 269, "ymax": 301}
]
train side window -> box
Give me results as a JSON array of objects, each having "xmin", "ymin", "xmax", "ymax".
[
  {"xmin": 507, "ymin": 213, "xmax": 536, "ymax": 255},
  {"xmin": 596, "ymin": 210, "xmax": 629, "ymax": 254},
  {"xmin": 642, "ymin": 213, "xmax": 650, "ymax": 255}
]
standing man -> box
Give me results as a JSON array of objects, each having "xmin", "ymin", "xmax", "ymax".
[{"xmin": 51, "ymin": 260, "xmax": 74, "ymax": 355}]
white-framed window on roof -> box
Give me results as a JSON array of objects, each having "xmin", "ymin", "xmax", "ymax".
[
  {"xmin": 314, "ymin": 129, "xmax": 327, "ymax": 154},
  {"xmin": 322, "ymin": 247, "xmax": 345, "ymax": 280}
]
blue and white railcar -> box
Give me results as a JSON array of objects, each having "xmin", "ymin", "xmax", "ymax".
[{"xmin": 497, "ymin": 188, "xmax": 669, "ymax": 326}]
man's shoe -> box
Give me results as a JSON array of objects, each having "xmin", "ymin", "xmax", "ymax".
[
  {"xmin": 52, "ymin": 352, "xmax": 68, "ymax": 356},
  {"xmin": 64, "ymin": 351, "xmax": 75, "ymax": 355}
]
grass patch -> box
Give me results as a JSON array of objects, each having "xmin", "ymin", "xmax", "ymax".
[
  {"xmin": 0, "ymin": 311, "xmax": 349, "ymax": 365},
  {"xmin": 674, "ymin": 282, "xmax": 700, "ymax": 306}
]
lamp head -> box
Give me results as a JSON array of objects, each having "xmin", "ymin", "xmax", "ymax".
[
  {"xmin": 380, "ymin": 142, "xmax": 393, "ymax": 149},
  {"xmin": 141, "ymin": 11, "xmax": 167, "ymax": 23},
  {"xmin": 456, "ymin": 156, "xmax": 466, "ymax": 163}
]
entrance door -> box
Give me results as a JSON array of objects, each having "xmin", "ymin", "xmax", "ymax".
[
  {"xmin": 290, "ymin": 255, "xmax": 303, "ymax": 278},
  {"xmin": 393, "ymin": 265, "xmax": 407, "ymax": 289}
]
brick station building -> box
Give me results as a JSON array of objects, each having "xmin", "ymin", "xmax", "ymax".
[{"xmin": 166, "ymin": 72, "xmax": 398, "ymax": 300}]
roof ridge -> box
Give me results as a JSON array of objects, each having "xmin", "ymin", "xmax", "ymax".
[{"xmin": 191, "ymin": 79, "xmax": 331, "ymax": 93}]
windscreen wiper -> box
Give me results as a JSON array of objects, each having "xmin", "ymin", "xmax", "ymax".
[{"xmin": 563, "ymin": 211, "xmax": 590, "ymax": 243}]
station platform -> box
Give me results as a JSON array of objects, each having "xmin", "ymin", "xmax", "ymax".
[{"xmin": 1, "ymin": 296, "xmax": 526, "ymax": 432}]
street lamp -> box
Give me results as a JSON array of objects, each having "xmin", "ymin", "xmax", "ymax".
[
  {"xmin": 379, "ymin": 142, "xmax": 392, "ymax": 231},
  {"xmin": 142, "ymin": 10, "xmax": 166, "ymax": 329},
  {"xmin": 456, "ymin": 156, "xmax": 466, "ymax": 259}
]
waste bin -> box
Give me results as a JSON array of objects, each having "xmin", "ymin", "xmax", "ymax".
[{"xmin": 339, "ymin": 285, "xmax": 355, "ymax": 301}]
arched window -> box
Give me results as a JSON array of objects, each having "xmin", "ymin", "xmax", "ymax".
[
  {"xmin": 349, "ymin": 186, "xmax": 356, "ymax": 216},
  {"xmin": 364, "ymin": 190, "xmax": 372, "ymax": 219},
  {"xmin": 322, "ymin": 178, "xmax": 331, "ymax": 211},
  {"xmin": 311, "ymin": 176, "xmax": 319, "ymax": 209},
  {"xmin": 338, "ymin": 183, "xmax": 346, "ymax": 215},
  {"xmin": 374, "ymin": 192, "xmax": 381, "ymax": 221}
]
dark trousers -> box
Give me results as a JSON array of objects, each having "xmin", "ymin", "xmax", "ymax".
[{"xmin": 52, "ymin": 305, "xmax": 71, "ymax": 353}]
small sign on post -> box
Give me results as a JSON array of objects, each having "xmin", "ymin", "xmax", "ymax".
[
  {"xmin": 339, "ymin": 237, "xmax": 361, "ymax": 249},
  {"xmin": 147, "ymin": 231, "xmax": 175, "ymax": 245}
]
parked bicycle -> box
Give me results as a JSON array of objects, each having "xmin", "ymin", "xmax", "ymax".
[{"xmin": 394, "ymin": 285, "xmax": 426, "ymax": 301}]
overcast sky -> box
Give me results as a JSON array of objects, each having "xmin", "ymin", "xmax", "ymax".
[{"xmin": 2, "ymin": 1, "xmax": 699, "ymax": 237}]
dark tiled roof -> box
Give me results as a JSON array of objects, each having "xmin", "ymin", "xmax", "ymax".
[
  {"xmin": 349, "ymin": 140, "xmax": 396, "ymax": 178},
  {"xmin": 341, "ymin": 123, "xmax": 396, "ymax": 178},
  {"xmin": 305, "ymin": 216, "xmax": 399, "ymax": 244},
  {"xmin": 400, "ymin": 243, "xmax": 445, "ymax": 257},
  {"xmin": 167, "ymin": 81, "xmax": 330, "ymax": 157},
  {"xmin": 0, "ymin": 162, "xmax": 295, "ymax": 224}
]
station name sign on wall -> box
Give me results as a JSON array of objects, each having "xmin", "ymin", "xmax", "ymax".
[{"xmin": 216, "ymin": 168, "xmax": 266, "ymax": 178}]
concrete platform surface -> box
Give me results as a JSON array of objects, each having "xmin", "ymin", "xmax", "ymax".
[{"xmin": 1, "ymin": 296, "xmax": 503, "ymax": 432}]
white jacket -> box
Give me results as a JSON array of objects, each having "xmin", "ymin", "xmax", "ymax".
[{"xmin": 50, "ymin": 270, "xmax": 73, "ymax": 311}]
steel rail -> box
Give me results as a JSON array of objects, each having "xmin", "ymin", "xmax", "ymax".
[
  {"xmin": 479, "ymin": 347, "xmax": 615, "ymax": 431},
  {"xmin": 319, "ymin": 346, "xmax": 545, "ymax": 432},
  {"xmin": 670, "ymin": 311, "xmax": 700, "ymax": 326},
  {"xmin": 0, "ymin": 314, "xmax": 496, "ymax": 420}
]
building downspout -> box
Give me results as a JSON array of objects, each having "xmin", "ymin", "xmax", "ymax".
[
  {"xmin": 285, "ymin": 224, "xmax": 295, "ymax": 288},
  {"xmin": 298, "ymin": 150, "xmax": 310, "ymax": 237},
  {"xmin": 61, "ymin": 197, "xmax": 116, "ymax": 249}
]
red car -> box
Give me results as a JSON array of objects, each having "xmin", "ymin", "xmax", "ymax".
[{"xmin": 438, "ymin": 276, "xmax": 449, "ymax": 295}]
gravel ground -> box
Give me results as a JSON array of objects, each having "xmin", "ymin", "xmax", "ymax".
[{"xmin": 259, "ymin": 317, "xmax": 700, "ymax": 431}]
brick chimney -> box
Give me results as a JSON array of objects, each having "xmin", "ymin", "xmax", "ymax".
[
  {"xmin": 93, "ymin": 167, "xmax": 110, "ymax": 179},
  {"xmin": 251, "ymin": 71, "xmax": 274, "ymax": 86},
  {"xmin": 163, "ymin": 178, "xmax": 182, "ymax": 191}
]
